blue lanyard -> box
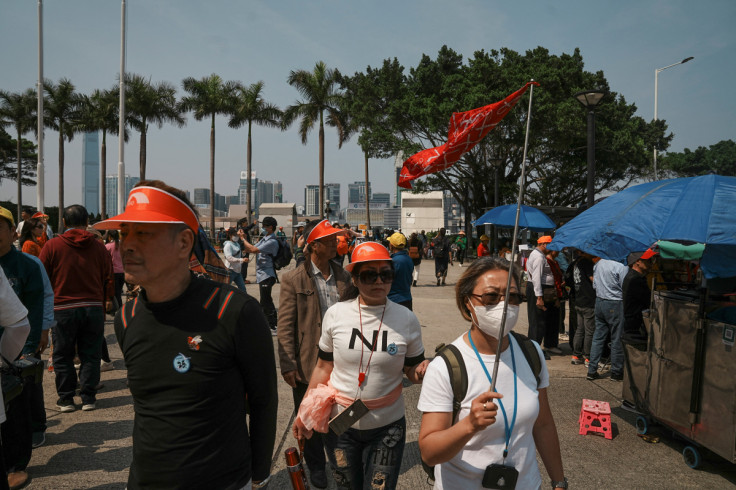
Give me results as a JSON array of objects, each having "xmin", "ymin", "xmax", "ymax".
[{"xmin": 467, "ymin": 330, "xmax": 518, "ymax": 460}]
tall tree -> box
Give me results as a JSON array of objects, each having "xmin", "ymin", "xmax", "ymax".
[
  {"xmin": 79, "ymin": 88, "xmax": 127, "ymax": 218},
  {"xmin": 661, "ymin": 139, "xmax": 736, "ymax": 177},
  {"xmin": 180, "ymin": 74, "xmax": 237, "ymax": 238},
  {"xmin": 283, "ymin": 61, "xmax": 345, "ymax": 217},
  {"xmin": 0, "ymin": 88, "xmax": 37, "ymax": 220},
  {"xmin": 0, "ymin": 127, "xmax": 37, "ymax": 188},
  {"xmin": 126, "ymin": 74, "xmax": 185, "ymax": 181},
  {"xmin": 45, "ymin": 78, "xmax": 83, "ymax": 230},
  {"xmin": 228, "ymin": 81, "xmax": 282, "ymax": 221},
  {"xmin": 340, "ymin": 59, "xmax": 409, "ymax": 229}
]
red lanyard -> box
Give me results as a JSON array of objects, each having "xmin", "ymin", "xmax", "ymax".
[{"xmin": 357, "ymin": 298, "xmax": 386, "ymax": 388}]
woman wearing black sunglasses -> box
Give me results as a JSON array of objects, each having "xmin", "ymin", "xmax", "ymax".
[
  {"xmin": 19, "ymin": 218, "xmax": 45, "ymax": 257},
  {"xmin": 417, "ymin": 257, "xmax": 566, "ymax": 490},
  {"xmin": 294, "ymin": 242, "xmax": 429, "ymax": 490}
]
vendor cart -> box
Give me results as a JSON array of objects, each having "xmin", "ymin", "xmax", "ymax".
[{"xmin": 623, "ymin": 282, "xmax": 736, "ymax": 468}]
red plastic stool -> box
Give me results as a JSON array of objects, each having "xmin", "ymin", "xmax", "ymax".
[{"xmin": 579, "ymin": 399, "xmax": 612, "ymax": 439}]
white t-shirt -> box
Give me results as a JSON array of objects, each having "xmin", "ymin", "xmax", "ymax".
[
  {"xmin": 417, "ymin": 332, "xmax": 550, "ymax": 490},
  {"xmin": 319, "ymin": 297, "xmax": 424, "ymax": 430},
  {"xmin": 0, "ymin": 267, "xmax": 31, "ymax": 424}
]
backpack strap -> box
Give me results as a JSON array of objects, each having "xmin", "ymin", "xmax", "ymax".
[
  {"xmin": 509, "ymin": 331, "xmax": 542, "ymax": 388},
  {"xmin": 436, "ymin": 344, "xmax": 468, "ymax": 423}
]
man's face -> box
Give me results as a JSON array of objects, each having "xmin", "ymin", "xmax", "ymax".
[
  {"xmin": 21, "ymin": 211, "xmax": 30, "ymax": 221},
  {"xmin": 638, "ymin": 258, "xmax": 654, "ymax": 275},
  {"xmin": 119, "ymin": 223, "xmax": 192, "ymax": 287},
  {"xmin": 0, "ymin": 219, "xmax": 15, "ymax": 257},
  {"xmin": 312, "ymin": 235, "xmax": 338, "ymax": 261}
]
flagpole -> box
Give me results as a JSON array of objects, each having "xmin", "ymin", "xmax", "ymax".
[
  {"xmin": 117, "ymin": 0, "xmax": 126, "ymax": 214},
  {"xmin": 490, "ymin": 80, "xmax": 535, "ymax": 394},
  {"xmin": 36, "ymin": 0, "xmax": 44, "ymax": 214}
]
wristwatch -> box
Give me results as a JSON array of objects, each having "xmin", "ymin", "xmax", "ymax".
[{"xmin": 551, "ymin": 477, "xmax": 568, "ymax": 489}]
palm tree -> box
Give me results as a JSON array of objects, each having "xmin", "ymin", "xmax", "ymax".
[
  {"xmin": 79, "ymin": 88, "xmax": 126, "ymax": 218},
  {"xmin": 126, "ymin": 74, "xmax": 184, "ymax": 181},
  {"xmin": 180, "ymin": 74, "xmax": 237, "ymax": 239},
  {"xmin": 228, "ymin": 81, "xmax": 282, "ymax": 221},
  {"xmin": 283, "ymin": 61, "xmax": 345, "ymax": 217},
  {"xmin": 45, "ymin": 78, "xmax": 83, "ymax": 230},
  {"xmin": 0, "ymin": 88, "xmax": 37, "ymax": 221}
]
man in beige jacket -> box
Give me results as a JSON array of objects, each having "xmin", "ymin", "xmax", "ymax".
[{"xmin": 277, "ymin": 219, "xmax": 351, "ymax": 488}]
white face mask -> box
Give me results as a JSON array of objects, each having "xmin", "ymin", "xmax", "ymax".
[{"xmin": 469, "ymin": 301, "xmax": 519, "ymax": 339}]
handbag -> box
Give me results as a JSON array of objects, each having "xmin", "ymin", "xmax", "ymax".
[{"xmin": 542, "ymin": 287, "xmax": 558, "ymax": 303}]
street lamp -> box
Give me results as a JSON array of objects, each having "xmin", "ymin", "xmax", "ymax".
[
  {"xmin": 654, "ymin": 56, "xmax": 694, "ymax": 180},
  {"xmin": 574, "ymin": 90, "xmax": 607, "ymax": 209}
]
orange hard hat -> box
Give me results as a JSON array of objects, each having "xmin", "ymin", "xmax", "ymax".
[
  {"xmin": 306, "ymin": 219, "xmax": 344, "ymax": 244},
  {"xmin": 345, "ymin": 242, "xmax": 391, "ymax": 273},
  {"xmin": 94, "ymin": 186, "xmax": 199, "ymax": 232}
]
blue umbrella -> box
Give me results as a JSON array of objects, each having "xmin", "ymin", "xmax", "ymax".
[
  {"xmin": 548, "ymin": 175, "xmax": 736, "ymax": 278},
  {"xmin": 473, "ymin": 204, "xmax": 556, "ymax": 232}
]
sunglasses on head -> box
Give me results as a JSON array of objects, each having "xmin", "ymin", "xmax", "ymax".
[
  {"xmin": 470, "ymin": 292, "xmax": 523, "ymax": 306},
  {"xmin": 357, "ymin": 269, "xmax": 394, "ymax": 284}
]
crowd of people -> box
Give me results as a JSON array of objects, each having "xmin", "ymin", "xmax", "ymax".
[{"xmin": 1, "ymin": 182, "xmax": 672, "ymax": 490}]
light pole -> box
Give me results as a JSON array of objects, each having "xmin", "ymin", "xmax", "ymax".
[
  {"xmin": 574, "ymin": 90, "xmax": 607, "ymax": 209},
  {"xmin": 654, "ymin": 56, "xmax": 694, "ymax": 180}
]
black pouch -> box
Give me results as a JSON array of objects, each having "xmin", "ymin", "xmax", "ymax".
[
  {"xmin": 329, "ymin": 399, "xmax": 369, "ymax": 436},
  {"xmin": 482, "ymin": 464, "xmax": 519, "ymax": 489},
  {"xmin": 1, "ymin": 369, "xmax": 24, "ymax": 409},
  {"xmin": 14, "ymin": 357, "xmax": 44, "ymax": 384}
]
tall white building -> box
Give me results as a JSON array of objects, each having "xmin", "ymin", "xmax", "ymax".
[{"xmin": 305, "ymin": 183, "xmax": 340, "ymax": 219}]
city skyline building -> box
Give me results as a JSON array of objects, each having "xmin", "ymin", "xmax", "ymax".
[
  {"xmin": 105, "ymin": 174, "xmax": 140, "ymax": 216},
  {"xmin": 82, "ymin": 132, "xmax": 99, "ymax": 216},
  {"xmin": 237, "ymin": 171, "xmax": 283, "ymax": 218},
  {"xmin": 372, "ymin": 192, "xmax": 391, "ymax": 208},
  {"xmin": 348, "ymin": 181, "xmax": 371, "ymax": 206},
  {"xmin": 304, "ymin": 183, "xmax": 340, "ymax": 219}
]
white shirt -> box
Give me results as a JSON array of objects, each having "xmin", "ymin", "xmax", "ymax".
[
  {"xmin": 418, "ymin": 332, "xmax": 549, "ymax": 490},
  {"xmin": 527, "ymin": 248, "xmax": 554, "ymax": 297},
  {"xmin": 0, "ymin": 267, "xmax": 31, "ymax": 424},
  {"xmin": 222, "ymin": 240, "xmax": 243, "ymax": 273},
  {"xmin": 319, "ymin": 298, "xmax": 424, "ymax": 430}
]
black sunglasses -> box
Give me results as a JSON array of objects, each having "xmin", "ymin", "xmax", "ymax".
[
  {"xmin": 357, "ymin": 269, "xmax": 394, "ymax": 284},
  {"xmin": 469, "ymin": 292, "xmax": 522, "ymax": 306}
]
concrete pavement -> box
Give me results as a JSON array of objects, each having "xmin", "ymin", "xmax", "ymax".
[{"xmin": 22, "ymin": 259, "xmax": 736, "ymax": 489}]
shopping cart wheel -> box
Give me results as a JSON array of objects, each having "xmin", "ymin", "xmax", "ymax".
[
  {"xmin": 682, "ymin": 445, "xmax": 701, "ymax": 469},
  {"xmin": 635, "ymin": 415, "xmax": 648, "ymax": 435}
]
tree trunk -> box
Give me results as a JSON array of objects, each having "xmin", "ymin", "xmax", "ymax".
[
  {"xmin": 210, "ymin": 114, "xmax": 216, "ymax": 241},
  {"xmin": 319, "ymin": 112, "xmax": 325, "ymax": 218},
  {"xmin": 139, "ymin": 119, "xmax": 147, "ymax": 181},
  {"xmin": 364, "ymin": 151, "xmax": 371, "ymax": 229},
  {"xmin": 246, "ymin": 121, "xmax": 252, "ymax": 222},
  {"xmin": 58, "ymin": 128, "xmax": 64, "ymax": 233},
  {"xmin": 100, "ymin": 130, "xmax": 107, "ymax": 219},
  {"xmin": 16, "ymin": 128, "xmax": 22, "ymax": 222}
]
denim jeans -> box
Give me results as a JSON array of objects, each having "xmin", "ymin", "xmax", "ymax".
[
  {"xmin": 229, "ymin": 270, "xmax": 246, "ymax": 291},
  {"xmin": 52, "ymin": 306, "xmax": 104, "ymax": 404},
  {"xmin": 588, "ymin": 299, "xmax": 624, "ymax": 377},
  {"xmin": 573, "ymin": 305, "xmax": 596, "ymax": 358},
  {"xmin": 324, "ymin": 417, "xmax": 406, "ymax": 490}
]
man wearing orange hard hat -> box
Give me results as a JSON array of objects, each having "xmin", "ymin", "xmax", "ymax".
[
  {"xmin": 93, "ymin": 180, "xmax": 277, "ymax": 489},
  {"xmin": 277, "ymin": 218, "xmax": 350, "ymax": 488}
]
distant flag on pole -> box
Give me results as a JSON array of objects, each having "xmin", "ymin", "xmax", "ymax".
[{"xmin": 398, "ymin": 81, "xmax": 540, "ymax": 189}]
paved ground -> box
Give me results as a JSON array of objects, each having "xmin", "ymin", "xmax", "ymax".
[{"xmin": 22, "ymin": 259, "xmax": 736, "ymax": 489}]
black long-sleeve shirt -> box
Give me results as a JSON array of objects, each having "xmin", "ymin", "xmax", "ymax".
[
  {"xmin": 622, "ymin": 268, "xmax": 651, "ymax": 342},
  {"xmin": 115, "ymin": 275, "xmax": 278, "ymax": 489}
]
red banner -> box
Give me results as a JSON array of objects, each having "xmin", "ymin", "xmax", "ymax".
[{"xmin": 398, "ymin": 81, "xmax": 539, "ymax": 189}]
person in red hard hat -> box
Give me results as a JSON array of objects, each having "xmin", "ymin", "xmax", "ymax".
[
  {"xmin": 94, "ymin": 180, "xmax": 277, "ymax": 489},
  {"xmin": 294, "ymin": 241, "xmax": 428, "ymax": 490}
]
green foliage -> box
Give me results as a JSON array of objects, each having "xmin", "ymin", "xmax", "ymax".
[
  {"xmin": 661, "ymin": 139, "xmax": 736, "ymax": 177},
  {"xmin": 0, "ymin": 126, "xmax": 37, "ymax": 185},
  {"xmin": 341, "ymin": 46, "xmax": 670, "ymax": 216}
]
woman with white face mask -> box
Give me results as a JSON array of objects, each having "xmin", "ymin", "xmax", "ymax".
[{"xmin": 417, "ymin": 257, "xmax": 566, "ymax": 490}]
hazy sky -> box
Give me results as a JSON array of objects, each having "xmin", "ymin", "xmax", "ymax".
[{"xmin": 2, "ymin": 0, "xmax": 734, "ymax": 211}]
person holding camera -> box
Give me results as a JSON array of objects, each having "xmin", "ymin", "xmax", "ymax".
[
  {"xmin": 293, "ymin": 242, "xmax": 428, "ymax": 490},
  {"xmin": 417, "ymin": 257, "xmax": 566, "ymax": 490}
]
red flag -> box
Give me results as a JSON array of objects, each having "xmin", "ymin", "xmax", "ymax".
[{"xmin": 398, "ymin": 81, "xmax": 539, "ymax": 189}]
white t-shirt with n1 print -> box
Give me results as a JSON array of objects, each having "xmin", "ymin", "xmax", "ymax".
[
  {"xmin": 0, "ymin": 267, "xmax": 31, "ymax": 424},
  {"xmin": 320, "ymin": 297, "xmax": 424, "ymax": 430}
]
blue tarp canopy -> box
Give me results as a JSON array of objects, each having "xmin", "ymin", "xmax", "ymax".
[
  {"xmin": 473, "ymin": 204, "xmax": 556, "ymax": 232},
  {"xmin": 548, "ymin": 175, "xmax": 736, "ymax": 278}
]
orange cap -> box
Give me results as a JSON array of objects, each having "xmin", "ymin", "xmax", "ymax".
[
  {"xmin": 306, "ymin": 219, "xmax": 344, "ymax": 244},
  {"xmin": 537, "ymin": 235, "xmax": 553, "ymax": 244},
  {"xmin": 31, "ymin": 212, "xmax": 49, "ymax": 219},
  {"xmin": 345, "ymin": 242, "xmax": 391, "ymax": 273},
  {"xmin": 94, "ymin": 186, "xmax": 199, "ymax": 232}
]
